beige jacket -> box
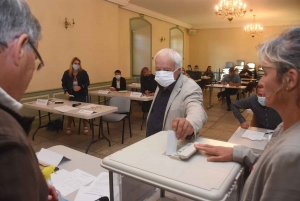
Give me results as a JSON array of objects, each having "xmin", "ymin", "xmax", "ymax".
[{"xmin": 147, "ymin": 74, "xmax": 207, "ymax": 136}]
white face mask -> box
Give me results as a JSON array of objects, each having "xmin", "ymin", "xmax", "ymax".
[
  {"xmin": 257, "ymin": 96, "xmax": 266, "ymax": 106},
  {"xmin": 115, "ymin": 75, "xmax": 121, "ymax": 79},
  {"xmin": 155, "ymin": 70, "xmax": 176, "ymax": 87}
]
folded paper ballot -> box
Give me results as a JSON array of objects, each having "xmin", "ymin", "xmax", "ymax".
[
  {"xmin": 37, "ymin": 148, "xmax": 70, "ymax": 166},
  {"xmin": 242, "ymin": 130, "xmax": 267, "ymax": 141}
]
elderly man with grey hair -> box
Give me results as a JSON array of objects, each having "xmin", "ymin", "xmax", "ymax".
[
  {"xmin": 0, "ymin": 0, "xmax": 57, "ymax": 200},
  {"xmin": 146, "ymin": 48, "xmax": 207, "ymax": 139}
]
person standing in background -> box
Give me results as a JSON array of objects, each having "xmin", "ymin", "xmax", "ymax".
[
  {"xmin": 62, "ymin": 57, "xmax": 90, "ymax": 135},
  {"xmin": 140, "ymin": 67, "xmax": 157, "ymax": 114},
  {"xmin": 110, "ymin": 70, "xmax": 126, "ymax": 91}
]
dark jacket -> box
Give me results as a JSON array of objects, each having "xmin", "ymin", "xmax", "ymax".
[
  {"xmin": 61, "ymin": 69, "xmax": 90, "ymax": 96},
  {"xmin": 0, "ymin": 103, "xmax": 48, "ymax": 201},
  {"xmin": 111, "ymin": 77, "xmax": 126, "ymax": 91},
  {"xmin": 231, "ymin": 95, "xmax": 282, "ymax": 129},
  {"xmin": 141, "ymin": 74, "xmax": 157, "ymax": 94},
  {"xmin": 203, "ymin": 71, "xmax": 214, "ymax": 80}
]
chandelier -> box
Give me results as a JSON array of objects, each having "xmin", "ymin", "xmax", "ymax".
[
  {"xmin": 244, "ymin": 15, "xmax": 263, "ymax": 38},
  {"xmin": 215, "ymin": 0, "xmax": 247, "ymax": 21}
]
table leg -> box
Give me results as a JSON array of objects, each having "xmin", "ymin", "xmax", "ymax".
[
  {"xmin": 206, "ymin": 87, "xmax": 214, "ymax": 109},
  {"xmin": 32, "ymin": 110, "xmax": 49, "ymax": 140},
  {"xmin": 86, "ymin": 119, "xmax": 95, "ymax": 153},
  {"xmin": 109, "ymin": 171, "xmax": 114, "ymax": 201},
  {"xmin": 160, "ymin": 189, "xmax": 165, "ymax": 197},
  {"xmin": 85, "ymin": 117, "xmax": 111, "ymax": 153}
]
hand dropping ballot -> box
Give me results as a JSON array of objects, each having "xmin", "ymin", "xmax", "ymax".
[{"xmin": 166, "ymin": 130, "xmax": 197, "ymax": 160}]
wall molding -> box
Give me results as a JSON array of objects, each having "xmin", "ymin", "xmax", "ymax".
[
  {"xmin": 120, "ymin": 3, "xmax": 192, "ymax": 29},
  {"xmin": 105, "ymin": 0, "xmax": 130, "ymax": 6}
]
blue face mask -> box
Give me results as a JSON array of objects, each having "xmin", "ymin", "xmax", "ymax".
[
  {"xmin": 257, "ymin": 96, "xmax": 266, "ymax": 106},
  {"xmin": 72, "ymin": 64, "xmax": 80, "ymax": 70}
]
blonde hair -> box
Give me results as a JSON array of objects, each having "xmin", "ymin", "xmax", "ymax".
[{"xmin": 68, "ymin": 57, "xmax": 83, "ymax": 77}]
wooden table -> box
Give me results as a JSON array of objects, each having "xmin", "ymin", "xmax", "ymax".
[{"xmin": 24, "ymin": 99, "xmax": 117, "ymax": 153}]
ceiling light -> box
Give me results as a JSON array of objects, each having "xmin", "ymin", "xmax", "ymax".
[
  {"xmin": 244, "ymin": 15, "xmax": 263, "ymax": 38},
  {"xmin": 215, "ymin": 0, "xmax": 247, "ymax": 21}
]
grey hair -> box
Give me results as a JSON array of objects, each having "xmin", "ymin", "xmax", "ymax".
[
  {"xmin": 154, "ymin": 48, "xmax": 182, "ymax": 70},
  {"xmin": 0, "ymin": 0, "xmax": 41, "ymax": 50},
  {"xmin": 258, "ymin": 27, "xmax": 300, "ymax": 82}
]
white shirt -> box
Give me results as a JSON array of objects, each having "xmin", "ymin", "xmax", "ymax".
[
  {"xmin": 0, "ymin": 87, "xmax": 23, "ymax": 112},
  {"xmin": 116, "ymin": 80, "xmax": 120, "ymax": 89}
]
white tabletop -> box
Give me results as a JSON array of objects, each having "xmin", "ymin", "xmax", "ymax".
[
  {"xmin": 206, "ymin": 84, "xmax": 246, "ymax": 89},
  {"xmin": 228, "ymin": 126, "xmax": 269, "ymax": 154},
  {"xmin": 127, "ymin": 83, "xmax": 141, "ymax": 89},
  {"xmin": 89, "ymin": 90, "xmax": 154, "ymax": 101},
  {"xmin": 101, "ymin": 131, "xmax": 242, "ymax": 201},
  {"xmin": 48, "ymin": 145, "xmax": 107, "ymax": 201},
  {"xmin": 23, "ymin": 99, "xmax": 117, "ymax": 120}
]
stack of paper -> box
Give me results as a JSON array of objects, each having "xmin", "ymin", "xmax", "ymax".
[
  {"xmin": 51, "ymin": 169, "xmax": 96, "ymax": 196},
  {"xmin": 74, "ymin": 172, "xmax": 120, "ymax": 201},
  {"xmin": 242, "ymin": 130, "xmax": 266, "ymax": 141},
  {"xmin": 53, "ymin": 105, "xmax": 78, "ymax": 113}
]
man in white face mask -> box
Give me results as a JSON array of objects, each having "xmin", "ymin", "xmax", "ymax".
[
  {"xmin": 230, "ymin": 82, "xmax": 282, "ymax": 129},
  {"xmin": 146, "ymin": 48, "xmax": 207, "ymax": 139}
]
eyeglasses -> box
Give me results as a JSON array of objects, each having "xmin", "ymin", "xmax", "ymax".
[{"xmin": 28, "ymin": 41, "xmax": 44, "ymax": 71}]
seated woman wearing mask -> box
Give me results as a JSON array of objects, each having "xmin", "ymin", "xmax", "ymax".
[
  {"xmin": 195, "ymin": 27, "xmax": 300, "ymax": 200},
  {"xmin": 110, "ymin": 70, "xmax": 126, "ymax": 91},
  {"xmin": 62, "ymin": 57, "xmax": 90, "ymax": 135},
  {"xmin": 203, "ymin": 66, "xmax": 214, "ymax": 79}
]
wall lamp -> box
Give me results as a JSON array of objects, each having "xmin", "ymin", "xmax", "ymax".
[
  {"xmin": 160, "ymin": 37, "xmax": 165, "ymax": 42},
  {"xmin": 65, "ymin": 18, "xmax": 75, "ymax": 29}
]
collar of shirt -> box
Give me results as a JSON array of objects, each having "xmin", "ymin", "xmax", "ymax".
[
  {"xmin": 0, "ymin": 87, "xmax": 22, "ymax": 112},
  {"xmin": 158, "ymin": 73, "xmax": 181, "ymax": 92}
]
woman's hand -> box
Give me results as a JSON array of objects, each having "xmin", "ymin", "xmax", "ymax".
[
  {"xmin": 194, "ymin": 144, "xmax": 233, "ymax": 162},
  {"xmin": 73, "ymin": 86, "xmax": 81, "ymax": 92}
]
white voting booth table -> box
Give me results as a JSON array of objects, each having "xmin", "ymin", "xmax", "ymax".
[
  {"xmin": 101, "ymin": 131, "xmax": 243, "ymax": 201},
  {"xmin": 24, "ymin": 99, "xmax": 117, "ymax": 153}
]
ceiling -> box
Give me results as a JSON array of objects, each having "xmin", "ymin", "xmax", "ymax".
[{"xmin": 129, "ymin": 0, "xmax": 300, "ymax": 29}]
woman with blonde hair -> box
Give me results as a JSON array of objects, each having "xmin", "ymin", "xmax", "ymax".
[
  {"xmin": 195, "ymin": 27, "xmax": 300, "ymax": 200},
  {"xmin": 62, "ymin": 57, "xmax": 90, "ymax": 134}
]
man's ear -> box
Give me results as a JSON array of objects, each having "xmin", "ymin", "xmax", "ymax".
[{"xmin": 13, "ymin": 34, "xmax": 29, "ymax": 67}]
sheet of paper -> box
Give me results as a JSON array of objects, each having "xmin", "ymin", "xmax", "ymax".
[
  {"xmin": 242, "ymin": 130, "xmax": 266, "ymax": 141},
  {"xmin": 79, "ymin": 104, "xmax": 99, "ymax": 109},
  {"xmin": 98, "ymin": 90, "xmax": 109, "ymax": 94},
  {"xmin": 52, "ymin": 169, "xmax": 96, "ymax": 196},
  {"xmin": 266, "ymin": 129, "xmax": 274, "ymax": 141},
  {"xmin": 36, "ymin": 99, "xmax": 49, "ymax": 106},
  {"xmin": 37, "ymin": 148, "xmax": 64, "ymax": 166},
  {"xmin": 166, "ymin": 130, "xmax": 177, "ymax": 155},
  {"xmin": 74, "ymin": 186, "xmax": 100, "ymax": 201},
  {"xmin": 53, "ymin": 105, "xmax": 78, "ymax": 113},
  {"xmin": 77, "ymin": 109, "xmax": 93, "ymax": 115},
  {"xmin": 212, "ymin": 84, "xmax": 224, "ymax": 87},
  {"xmin": 130, "ymin": 92, "xmax": 142, "ymax": 97},
  {"xmin": 85, "ymin": 172, "xmax": 110, "ymax": 196}
]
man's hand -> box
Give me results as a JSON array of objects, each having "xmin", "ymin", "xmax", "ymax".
[
  {"xmin": 73, "ymin": 86, "xmax": 81, "ymax": 92},
  {"xmin": 110, "ymin": 87, "xmax": 116, "ymax": 91},
  {"xmin": 65, "ymin": 92, "xmax": 70, "ymax": 98},
  {"xmin": 194, "ymin": 144, "xmax": 233, "ymax": 162},
  {"xmin": 145, "ymin": 90, "xmax": 150, "ymax": 96},
  {"xmin": 47, "ymin": 185, "xmax": 58, "ymax": 201},
  {"xmin": 241, "ymin": 122, "xmax": 250, "ymax": 129},
  {"xmin": 172, "ymin": 118, "xmax": 194, "ymax": 140}
]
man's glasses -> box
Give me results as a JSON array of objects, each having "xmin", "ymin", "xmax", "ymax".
[{"xmin": 28, "ymin": 41, "xmax": 44, "ymax": 71}]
